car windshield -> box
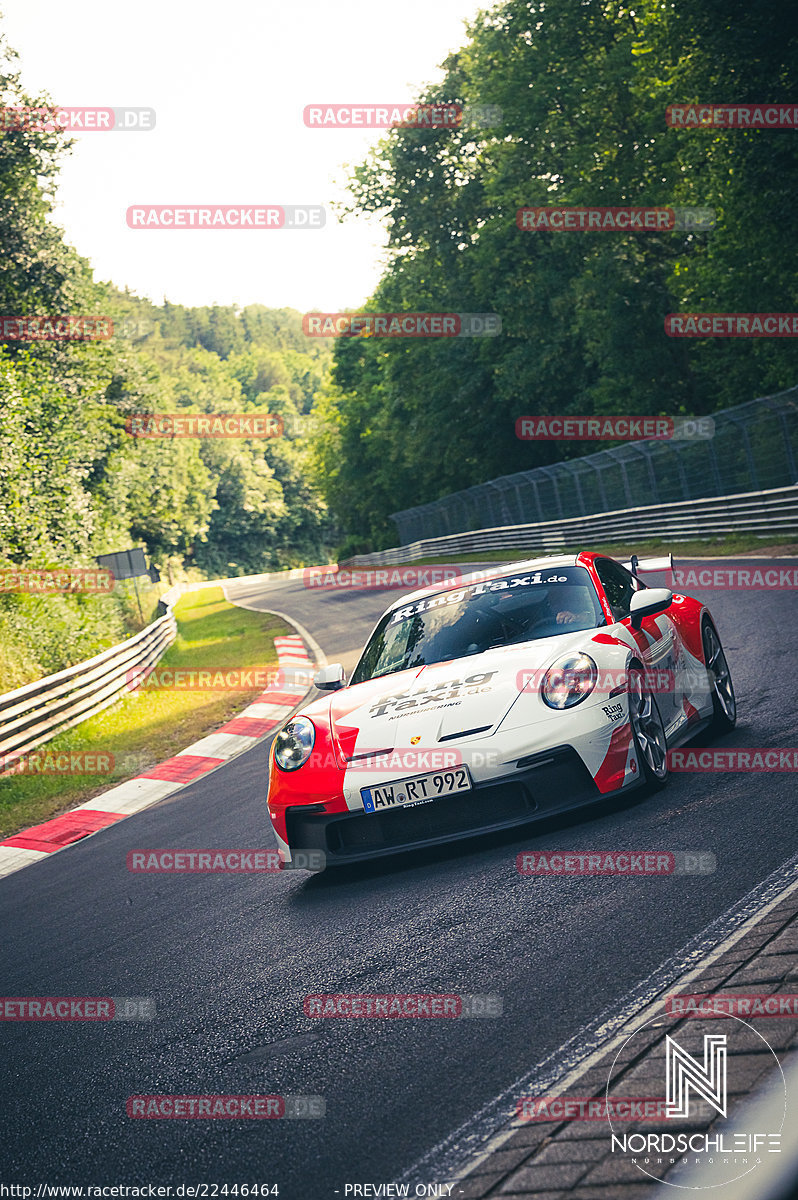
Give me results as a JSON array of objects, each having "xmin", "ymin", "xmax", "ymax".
[{"xmin": 350, "ymin": 565, "xmax": 605, "ymax": 684}]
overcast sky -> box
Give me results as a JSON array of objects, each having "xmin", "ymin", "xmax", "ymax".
[{"xmin": 1, "ymin": 0, "xmax": 485, "ymax": 311}]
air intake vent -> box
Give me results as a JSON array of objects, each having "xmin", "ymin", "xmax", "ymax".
[
  {"xmin": 346, "ymin": 748, "xmax": 393, "ymax": 762},
  {"xmin": 439, "ymin": 725, "xmax": 492, "ymax": 742}
]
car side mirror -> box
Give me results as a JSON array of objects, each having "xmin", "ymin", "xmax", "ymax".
[
  {"xmin": 313, "ymin": 663, "xmax": 346, "ymax": 691},
  {"xmin": 629, "ymin": 588, "xmax": 673, "ymax": 629}
]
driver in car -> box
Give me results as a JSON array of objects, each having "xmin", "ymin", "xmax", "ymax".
[
  {"xmin": 508, "ymin": 585, "xmax": 596, "ymax": 636},
  {"xmin": 422, "ymin": 584, "xmax": 596, "ymax": 662}
]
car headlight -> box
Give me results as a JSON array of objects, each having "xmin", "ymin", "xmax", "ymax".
[
  {"xmin": 541, "ymin": 653, "xmax": 598, "ymax": 709},
  {"xmin": 273, "ymin": 717, "xmax": 315, "ymax": 771}
]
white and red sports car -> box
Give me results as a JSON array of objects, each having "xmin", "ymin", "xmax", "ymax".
[{"xmin": 266, "ymin": 553, "xmax": 736, "ymax": 868}]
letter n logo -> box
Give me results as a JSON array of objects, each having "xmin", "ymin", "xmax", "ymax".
[{"xmin": 665, "ymin": 1034, "xmax": 727, "ymax": 1118}]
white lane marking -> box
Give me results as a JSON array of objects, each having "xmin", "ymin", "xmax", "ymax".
[
  {"xmin": 174, "ymin": 731, "xmax": 260, "ymax": 759},
  {"xmin": 73, "ymin": 779, "xmax": 185, "ymax": 814},
  {"xmin": 239, "ymin": 702, "xmax": 294, "ymax": 720},
  {"xmin": 397, "ymin": 851, "xmax": 798, "ymax": 1189},
  {"xmin": 0, "ymin": 846, "xmax": 49, "ymax": 878}
]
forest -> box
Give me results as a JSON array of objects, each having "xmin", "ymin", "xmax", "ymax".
[
  {"xmin": 313, "ymin": 0, "xmax": 798, "ymax": 551},
  {"xmin": 2, "ymin": 0, "xmax": 798, "ymax": 679},
  {"xmin": 0, "ymin": 31, "xmax": 332, "ymax": 684}
]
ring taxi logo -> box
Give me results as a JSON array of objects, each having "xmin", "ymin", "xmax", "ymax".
[
  {"xmin": 606, "ymin": 1013, "xmax": 785, "ymax": 1190},
  {"xmin": 368, "ymin": 672, "xmax": 497, "ymax": 717},
  {"xmin": 389, "ymin": 571, "xmax": 568, "ymax": 624}
]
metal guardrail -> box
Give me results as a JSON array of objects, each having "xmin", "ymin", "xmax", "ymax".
[
  {"xmin": 389, "ymin": 387, "xmax": 798, "ymax": 543},
  {"xmin": 0, "ymin": 586, "xmax": 179, "ymax": 770},
  {"xmin": 0, "ymin": 570, "xmax": 339, "ymax": 770},
  {"xmin": 2, "ymin": 476, "xmax": 792, "ymax": 766},
  {"xmin": 342, "ymin": 484, "xmax": 798, "ymax": 566}
]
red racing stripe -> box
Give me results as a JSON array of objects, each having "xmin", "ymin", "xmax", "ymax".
[{"xmin": 594, "ymin": 723, "xmax": 634, "ymax": 793}]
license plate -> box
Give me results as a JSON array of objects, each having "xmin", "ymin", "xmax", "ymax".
[{"xmin": 361, "ymin": 766, "xmax": 471, "ymax": 813}]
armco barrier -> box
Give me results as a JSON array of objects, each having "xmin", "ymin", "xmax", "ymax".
[
  {"xmin": 0, "ymin": 587, "xmax": 179, "ymax": 771},
  {"xmin": 0, "ymin": 631, "xmax": 318, "ymax": 879},
  {"xmin": 341, "ymin": 484, "xmax": 798, "ymax": 567},
  {"xmin": 389, "ymin": 387, "xmax": 798, "ymax": 543},
  {"xmin": 0, "ymin": 568, "xmax": 336, "ymax": 772}
]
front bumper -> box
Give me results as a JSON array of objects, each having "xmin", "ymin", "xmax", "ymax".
[{"xmin": 283, "ymin": 745, "xmax": 614, "ymax": 865}]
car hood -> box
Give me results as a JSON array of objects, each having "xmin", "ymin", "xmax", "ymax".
[{"xmin": 325, "ymin": 630, "xmax": 595, "ymax": 760}]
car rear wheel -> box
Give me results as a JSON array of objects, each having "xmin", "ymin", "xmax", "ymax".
[
  {"xmin": 628, "ymin": 666, "xmax": 669, "ymax": 788},
  {"xmin": 702, "ymin": 621, "xmax": 737, "ymax": 733}
]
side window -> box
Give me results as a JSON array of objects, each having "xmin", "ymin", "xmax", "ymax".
[{"xmin": 594, "ymin": 559, "xmax": 640, "ymax": 621}]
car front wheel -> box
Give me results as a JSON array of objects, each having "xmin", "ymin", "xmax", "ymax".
[
  {"xmin": 702, "ymin": 621, "xmax": 737, "ymax": 733},
  {"xmin": 628, "ymin": 665, "xmax": 669, "ymax": 788}
]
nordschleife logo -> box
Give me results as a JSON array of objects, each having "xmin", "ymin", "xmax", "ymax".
[{"xmin": 665, "ymin": 1034, "xmax": 727, "ymax": 1119}]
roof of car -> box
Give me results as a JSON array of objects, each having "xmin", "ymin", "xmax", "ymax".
[{"xmin": 383, "ymin": 554, "xmax": 583, "ymax": 613}]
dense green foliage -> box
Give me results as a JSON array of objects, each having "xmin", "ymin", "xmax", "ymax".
[
  {"xmin": 3, "ymin": 1, "xmax": 797, "ymax": 679},
  {"xmin": 314, "ymin": 0, "xmax": 798, "ymax": 549},
  {"xmin": 99, "ymin": 295, "xmax": 333, "ymax": 576},
  {"xmin": 0, "ymin": 32, "xmax": 333, "ymax": 686}
]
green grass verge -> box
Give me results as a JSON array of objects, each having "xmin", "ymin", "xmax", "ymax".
[
  {"xmin": 403, "ymin": 533, "xmax": 798, "ymax": 566},
  {"xmin": 0, "ymin": 587, "xmax": 292, "ymax": 840}
]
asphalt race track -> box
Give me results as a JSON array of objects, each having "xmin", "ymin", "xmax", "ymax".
[{"xmin": 1, "ymin": 560, "xmax": 796, "ymax": 1196}]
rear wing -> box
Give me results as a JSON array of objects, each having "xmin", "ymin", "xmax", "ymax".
[{"xmin": 623, "ymin": 553, "xmax": 674, "ymax": 578}]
